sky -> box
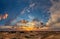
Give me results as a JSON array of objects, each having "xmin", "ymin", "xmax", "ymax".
[{"xmin": 0, "ymin": 0, "xmax": 52, "ymax": 26}]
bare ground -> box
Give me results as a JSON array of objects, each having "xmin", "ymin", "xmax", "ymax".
[{"xmin": 0, "ymin": 31, "xmax": 60, "ymax": 39}]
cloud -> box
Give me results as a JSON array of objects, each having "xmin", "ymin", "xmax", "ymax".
[
  {"xmin": 28, "ymin": 15, "xmax": 34, "ymax": 20},
  {"xmin": 3, "ymin": 13, "xmax": 8, "ymax": 19},
  {"xmin": 21, "ymin": 7, "xmax": 27, "ymax": 15},
  {"xmin": 11, "ymin": 0, "xmax": 50, "ymax": 25},
  {"xmin": 0, "ymin": 13, "xmax": 8, "ymax": 20},
  {"xmin": 29, "ymin": 3, "xmax": 36, "ymax": 8},
  {"xmin": 21, "ymin": 3, "xmax": 36, "ymax": 15},
  {"xmin": 10, "ymin": 2, "xmax": 36, "ymax": 25},
  {"xmin": 46, "ymin": 0, "xmax": 60, "ymax": 27},
  {"xmin": 0, "ymin": 15, "xmax": 2, "ymax": 20},
  {"xmin": 16, "ymin": 3, "xmax": 36, "ymax": 23}
]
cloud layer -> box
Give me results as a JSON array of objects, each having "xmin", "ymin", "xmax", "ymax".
[{"xmin": 46, "ymin": 0, "xmax": 60, "ymax": 27}]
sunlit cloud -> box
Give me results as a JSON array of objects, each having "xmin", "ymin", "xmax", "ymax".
[
  {"xmin": 3, "ymin": 13, "xmax": 8, "ymax": 19},
  {"xmin": 0, "ymin": 13, "xmax": 8, "ymax": 20},
  {"xmin": 46, "ymin": 0, "xmax": 60, "ymax": 27},
  {"xmin": 0, "ymin": 15, "xmax": 2, "ymax": 20}
]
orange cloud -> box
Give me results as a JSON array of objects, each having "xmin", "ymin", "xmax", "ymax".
[
  {"xmin": 3, "ymin": 13, "xmax": 8, "ymax": 19},
  {"xmin": 0, "ymin": 13, "xmax": 8, "ymax": 20},
  {"xmin": 0, "ymin": 15, "xmax": 2, "ymax": 20}
]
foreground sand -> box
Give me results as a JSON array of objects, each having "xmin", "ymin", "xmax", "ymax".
[{"xmin": 0, "ymin": 31, "xmax": 60, "ymax": 39}]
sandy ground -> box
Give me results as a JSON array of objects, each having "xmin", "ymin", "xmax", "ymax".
[{"xmin": 0, "ymin": 31, "xmax": 60, "ymax": 39}]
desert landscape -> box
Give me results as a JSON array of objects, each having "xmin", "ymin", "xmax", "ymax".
[
  {"xmin": 0, "ymin": 31, "xmax": 60, "ymax": 39},
  {"xmin": 0, "ymin": 0, "xmax": 60, "ymax": 39}
]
